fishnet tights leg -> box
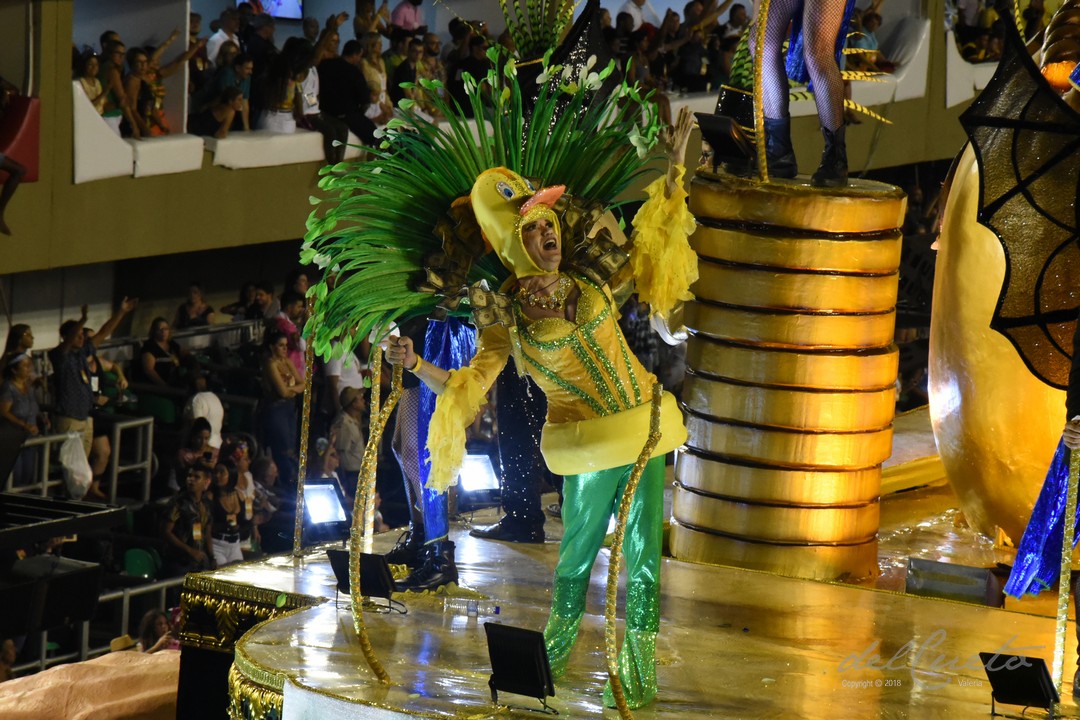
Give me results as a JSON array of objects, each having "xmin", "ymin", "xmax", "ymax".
[
  {"xmin": 803, "ymin": 0, "xmax": 846, "ymax": 131},
  {"xmin": 750, "ymin": 0, "xmax": 846, "ymax": 130}
]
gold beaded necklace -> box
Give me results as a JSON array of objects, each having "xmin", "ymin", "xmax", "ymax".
[{"xmin": 516, "ymin": 274, "xmax": 572, "ymax": 311}]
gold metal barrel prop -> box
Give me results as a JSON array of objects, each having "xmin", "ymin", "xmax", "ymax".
[{"xmin": 670, "ymin": 172, "xmax": 906, "ymax": 581}]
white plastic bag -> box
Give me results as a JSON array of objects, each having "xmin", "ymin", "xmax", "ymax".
[{"xmin": 60, "ymin": 433, "xmax": 92, "ymax": 500}]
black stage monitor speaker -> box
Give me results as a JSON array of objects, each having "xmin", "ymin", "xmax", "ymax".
[
  {"xmin": 694, "ymin": 113, "xmax": 754, "ymax": 170},
  {"xmin": 326, "ymin": 548, "xmax": 401, "ymax": 612},
  {"xmin": 905, "ymin": 557, "xmax": 1006, "ymax": 607},
  {"xmin": 484, "ymin": 622, "xmax": 556, "ymax": 714},
  {"xmin": 979, "ymin": 652, "xmax": 1059, "ymax": 718}
]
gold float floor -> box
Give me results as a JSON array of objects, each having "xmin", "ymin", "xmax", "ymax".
[
  {"xmin": 209, "ymin": 408, "xmax": 1076, "ymax": 718},
  {"xmin": 222, "ymin": 491, "xmax": 1080, "ymax": 719}
]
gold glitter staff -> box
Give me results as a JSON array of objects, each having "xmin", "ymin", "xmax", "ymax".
[
  {"xmin": 293, "ymin": 298, "xmax": 317, "ymax": 558},
  {"xmin": 348, "ymin": 346, "xmax": 402, "ymax": 684}
]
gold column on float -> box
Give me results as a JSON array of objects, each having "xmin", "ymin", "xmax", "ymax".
[{"xmin": 671, "ymin": 172, "xmax": 907, "ymax": 581}]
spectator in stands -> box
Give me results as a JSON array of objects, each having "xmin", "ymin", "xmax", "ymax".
[
  {"xmin": 303, "ymin": 16, "xmax": 320, "ymax": 43},
  {"xmin": 177, "ymin": 418, "xmax": 218, "ymax": 477},
  {"xmin": 260, "ymin": 329, "xmax": 302, "ymax": 483},
  {"xmin": 99, "ymin": 30, "xmax": 121, "ymax": 54},
  {"xmin": 720, "ymin": 3, "xmax": 749, "ymax": 38},
  {"xmin": 271, "ymin": 290, "xmax": 307, "ymax": 378},
  {"xmin": 247, "ymin": 13, "xmax": 279, "ymax": 80},
  {"xmin": 443, "ymin": 18, "xmax": 474, "ymax": 78},
  {"xmin": 206, "ymin": 8, "xmax": 242, "ymax": 69},
  {"xmin": 222, "ymin": 281, "xmax": 257, "ymax": 320},
  {"xmin": 259, "ymin": 43, "xmax": 304, "ymax": 134},
  {"xmin": 49, "ymin": 298, "xmax": 137, "ymax": 470},
  {"xmin": 355, "ymin": 0, "xmax": 391, "ymax": 40},
  {"xmin": 360, "ymin": 32, "xmax": 393, "ymax": 126},
  {"xmin": 322, "ymin": 335, "xmax": 366, "ymax": 425},
  {"xmin": 309, "ymin": 436, "xmax": 340, "ymax": 482},
  {"xmin": 75, "ymin": 52, "xmax": 106, "ymax": 114},
  {"xmin": 246, "ymin": 281, "xmax": 278, "ymax": 321},
  {"xmin": 421, "ymin": 32, "xmax": 446, "ymax": 88},
  {"xmin": 390, "ymin": 0, "xmax": 426, "ymax": 33},
  {"xmin": 193, "ymin": 52, "xmax": 253, "ymax": 130},
  {"xmin": 652, "ymin": 10, "xmax": 686, "ymax": 80},
  {"xmin": 84, "ymin": 326, "xmax": 128, "ymax": 500},
  {"xmin": 620, "ymin": 0, "xmax": 663, "ymax": 31},
  {"xmin": 144, "ymin": 32, "xmax": 208, "ymax": 137},
  {"xmin": 209, "ymin": 462, "xmax": 248, "ymax": 566},
  {"xmin": 391, "ymin": 39, "xmax": 425, "ymax": 106},
  {"xmin": 136, "ymin": 317, "xmax": 186, "ymax": 388},
  {"xmin": 251, "ymin": 455, "xmax": 280, "ymax": 508},
  {"xmin": 122, "ymin": 47, "xmax": 155, "ymax": 138},
  {"xmin": 383, "ymin": 26, "xmax": 411, "ymax": 80},
  {"xmin": 162, "ymin": 462, "xmax": 215, "ymax": 575},
  {"xmin": 220, "ymin": 439, "xmax": 255, "ymax": 517},
  {"xmin": 333, "ymin": 385, "xmax": 366, "ymax": 488},
  {"xmin": 137, "ymin": 610, "xmax": 177, "ymax": 653},
  {"xmin": 0, "ymin": 352, "xmax": 46, "ymax": 487},
  {"xmin": 286, "ymin": 269, "xmax": 311, "ymax": 321},
  {"xmin": 3, "ymin": 324, "xmax": 32, "ymax": 355},
  {"xmin": 174, "ymin": 283, "xmax": 215, "ymax": 329},
  {"xmin": 295, "ymin": 40, "xmax": 350, "ymax": 164},
  {"xmin": 100, "ymin": 41, "xmax": 135, "ymax": 137},
  {"xmin": 614, "ymin": 12, "xmax": 635, "ymax": 61},
  {"xmin": 184, "ymin": 370, "xmax": 224, "ymax": 451},
  {"xmin": 674, "ymin": 27, "xmax": 708, "ymax": 91},
  {"xmin": 707, "ymin": 32, "xmax": 738, "ymax": 90},
  {"xmin": 852, "ymin": 10, "xmax": 894, "ymax": 71},
  {"xmin": 456, "ymin": 34, "xmax": 492, "ymax": 87},
  {"xmin": 237, "ymin": 2, "xmax": 257, "ymax": 45},
  {"xmin": 319, "ymin": 40, "xmax": 376, "ymax": 146},
  {"xmin": 215, "ymin": 40, "xmax": 241, "ymax": 70},
  {"xmin": 961, "ymin": 28, "xmax": 993, "ymax": 62},
  {"xmin": 188, "ymin": 13, "xmax": 213, "ymax": 100}
]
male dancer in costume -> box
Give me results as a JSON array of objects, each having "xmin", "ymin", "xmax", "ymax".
[{"xmin": 385, "ymin": 109, "xmax": 696, "ymax": 708}]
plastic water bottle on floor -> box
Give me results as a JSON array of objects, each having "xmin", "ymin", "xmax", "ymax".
[{"xmin": 444, "ymin": 597, "xmax": 500, "ymax": 617}]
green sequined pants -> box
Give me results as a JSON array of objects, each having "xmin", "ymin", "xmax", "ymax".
[{"xmin": 543, "ymin": 456, "xmax": 666, "ymax": 704}]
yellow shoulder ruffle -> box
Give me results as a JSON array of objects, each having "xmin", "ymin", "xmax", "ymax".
[
  {"xmin": 628, "ymin": 163, "xmax": 698, "ymax": 317},
  {"xmin": 425, "ymin": 366, "xmax": 487, "ymax": 494}
]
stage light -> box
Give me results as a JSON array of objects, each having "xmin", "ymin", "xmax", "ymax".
[
  {"xmin": 979, "ymin": 652, "xmax": 1058, "ymax": 717},
  {"xmin": 302, "ymin": 481, "xmax": 349, "ymax": 544},
  {"xmin": 484, "ymin": 622, "xmax": 556, "ymax": 714},
  {"xmin": 326, "ymin": 548, "xmax": 404, "ymax": 613},
  {"xmin": 458, "ymin": 454, "xmax": 499, "ymax": 492},
  {"xmin": 457, "ymin": 454, "xmax": 501, "ymax": 512}
]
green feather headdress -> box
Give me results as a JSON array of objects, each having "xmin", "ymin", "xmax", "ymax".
[{"xmin": 301, "ymin": 48, "xmax": 664, "ymax": 360}]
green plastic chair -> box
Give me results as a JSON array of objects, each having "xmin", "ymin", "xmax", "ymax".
[{"xmin": 124, "ymin": 548, "xmax": 158, "ymax": 579}]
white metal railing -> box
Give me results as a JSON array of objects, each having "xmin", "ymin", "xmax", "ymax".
[
  {"xmin": 5, "ymin": 415, "xmax": 154, "ymax": 502},
  {"xmin": 105, "ymin": 416, "xmax": 154, "ymax": 504},
  {"xmin": 5, "ymin": 431, "xmax": 70, "ymax": 496},
  {"xmin": 10, "ymin": 575, "xmax": 186, "ymax": 675}
]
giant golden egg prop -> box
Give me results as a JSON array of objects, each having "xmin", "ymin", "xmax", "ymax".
[{"xmin": 929, "ymin": 145, "xmax": 1063, "ymax": 544}]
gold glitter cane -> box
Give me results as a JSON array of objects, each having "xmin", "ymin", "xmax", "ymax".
[
  {"xmin": 752, "ymin": 0, "xmax": 772, "ymax": 184},
  {"xmin": 604, "ymin": 384, "xmax": 664, "ymax": 720},
  {"xmin": 292, "ymin": 299, "xmax": 318, "ymax": 558},
  {"xmin": 348, "ymin": 348, "xmax": 402, "ymax": 684},
  {"xmin": 1053, "ymin": 451, "xmax": 1080, "ymax": 693}
]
